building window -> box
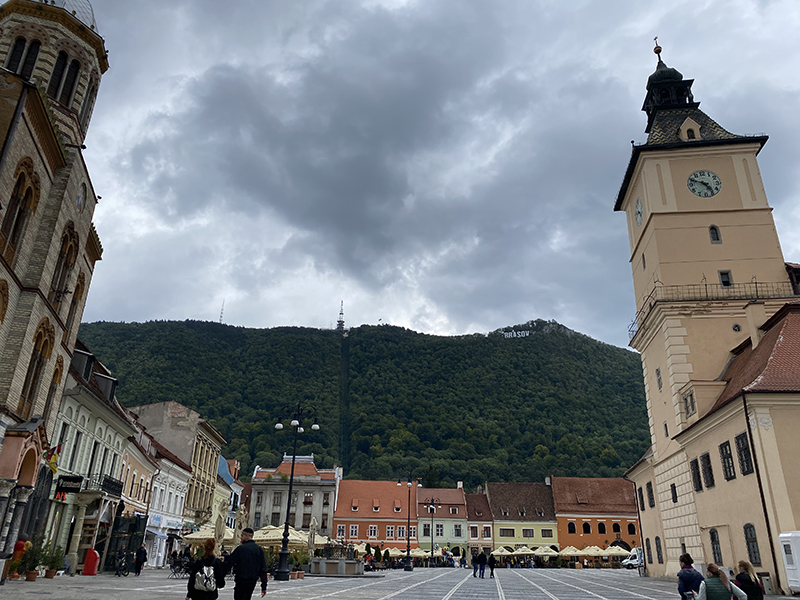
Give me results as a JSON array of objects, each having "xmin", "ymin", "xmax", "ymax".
[
  {"xmin": 1, "ymin": 171, "xmax": 34, "ymax": 266},
  {"xmin": 655, "ymin": 537, "xmax": 664, "ymax": 564},
  {"xmin": 302, "ymin": 513, "xmax": 311, "ymax": 528},
  {"xmin": 499, "ymin": 528, "xmax": 515, "ymax": 537},
  {"xmin": 612, "ymin": 523, "xmax": 620, "ymax": 533},
  {"xmin": 655, "ymin": 367, "xmax": 662, "ymax": 390},
  {"xmin": 638, "ymin": 487, "xmax": 646, "ymax": 511},
  {"xmin": 254, "ymin": 512, "xmax": 261, "ymax": 528},
  {"xmin": 18, "ymin": 322, "xmax": 53, "ymax": 419},
  {"xmin": 423, "ymin": 523, "xmax": 431, "ymax": 537},
  {"xmin": 337, "ymin": 524, "xmax": 345, "ymax": 538},
  {"xmin": 690, "ymin": 458, "xmax": 703, "ymax": 492},
  {"xmin": 273, "ymin": 491, "xmax": 282, "ymax": 506},
  {"xmin": 450, "ymin": 507, "xmax": 458, "ymax": 514},
  {"xmin": 709, "ymin": 225, "xmax": 721, "ymax": 243},
  {"xmin": 349, "ymin": 525, "xmax": 358, "ymax": 538},
  {"xmin": 583, "ymin": 522, "xmax": 592, "ymax": 534},
  {"xmin": 256, "ymin": 492, "xmax": 263, "ymax": 506},
  {"xmin": 719, "ymin": 270, "xmax": 733, "ymax": 287},
  {"xmin": 735, "ymin": 432, "xmax": 754, "ymax": 475},
  {"xmin": 304, "ymin": 491, "xmax": 313, "ymax": 505},
  {"xmin": 435, "ymin": 523, "xmax": 443, "ymax": 537},
  {"xmin": 684, "ymin": 391, "xmax": 697, "ymax": 417},
  {"xmin": 642, "ymin": 253, "xmax": 646, "ymax": 270},
  {"xmin": 6, "ymin": 37, "xmax": 26, "ymax": 72},
  {"xmin": 628, "ymin": 523, "xmax": 636, "ymax": 536},
  {"xmin": 568, "ymin": 522, "xmax": 576, "ymax": 534},
  {"xmin": 719, "ymin": 441, "xmax": 736, "ymax": 481},
  {"xmin": 386, "ymin": 526, "xmax": 394, "ymax": 539},
  {"xmin": 671, "ymin": 483, "xmax": 678, "ymax": 503},
  {"xmin": 664, "ymin": 422, "xmax": 669, "ymax": 438},
  {"xmin": 645, "ymin": 538, "xmax": 652, "ymax": 564},
  {"xmin": 454, "ymin": 524, "xmax": 462, "ymax": 537},
  {"xmin": 271, "ymin": 512, "xmax": 280, "ymax": 526},
  {"xmin": 522, "ymin": 528, "xmax": 534, "ymax": 538},
  {"xmin": 6, "ymin": 37, "xmax": 40, "ymax": 80},
  {"xmin": 700, "ymin": 452, "xmax": 715, "ymax": 489},
  {"xmin": 482, "ymin": 526, "xmax": 491, "ymax": 538},
  {"xmin": 744, "ymin": 524, "xmax": 761, "ymax": 566},
  {"xmin": 398, "ymin": 526, "xmax": 405, "ymax": 539},
  {"xmin": 598, "ymin": 522, "xmax": 606, "ymax": 535},
  {"xmin": 646, "ymin": 481, "xmax": 655, "ymax": 508},
  {"xmin": 59, "ymin": 59, "xmax": 81, "ymax": 106},
  {"xmin": 542, "ymin": 529, "xmax": 553, "ymax": 538},
  {"xmin": 470, "ymin": 526, "xmax": 478, "ymax": 539},
  {"xmin": 49, "ymin": 224, "xmax": 79, "ymax": 308},
  {"xmin": 409, "ymin": 526, "xmax": 416, "ymax": 539},
  {"xmin": 501, "ymin": 508, "xmax": 509, "ymax": 516},
  {"xmin": 323, "ymin": 492, "xmax": 330, "ymax": 505},
  {"xmin": 710, "ymin": 528, "xmax": 723, "ymax": 564},
  {"xmin": 291, "ymin": 492, "xmax": 297, "ymax": 505},
  {"xmin": 47, "ymin": 52, "xmax": 68, "ymax": 98},
  {"xmin": 368, "ymin": 525, "xmax": 377, "ymax": 538},
  {"xmin": 79, "ymin": 81, "xmax": 97, "ymax": 131},
  {"xmin": 321, "ymin": 515, "xmax": 328, "ymax": 530}
]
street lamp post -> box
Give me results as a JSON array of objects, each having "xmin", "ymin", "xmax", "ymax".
[
  {"xmin": 274, "ymin": 401, "xmax": 319, "ymax": 581},
  {"xmin": 397, "ymin": 474, "xmax": 421, "ymax": 571},
  {"xmin": 422, "ymin": 497, "xmax": 441, "ymax": 567}
]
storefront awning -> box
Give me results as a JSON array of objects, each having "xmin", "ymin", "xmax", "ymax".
[{"xmin": 146, "ymin": 528, "xmax": 168, "ymax": 540}]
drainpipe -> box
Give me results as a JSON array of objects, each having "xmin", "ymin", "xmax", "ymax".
[{"xmin": 743, "ymin": 394, "xmax": 782, "ymax": 593}]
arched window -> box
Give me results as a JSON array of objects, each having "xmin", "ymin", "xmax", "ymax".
[
  {"xmin": 744, "ymin": 524, "xmax": 761, "ymax": 566},
  {"xmin": 6, "ymin": 37, "xmax": 26, "ymax": 72},
  {"xmin": 598, "ymin": 522, "xmax": 606, "ymax": 535},
  {"xmin": 47, "ymin": 52, "xmax": 68, "ymax": 98},
  {"xmin": 583, "ymin": 522, "xmax": 591, "ymax": 534},
  {"xmin": 129, "ymin": 471, "xmax": 137, "ymax": 497},
  {"xmin": 1, "ymin": 173, "xmax": 33, "ymax": 264},
  {"xmin": 42, "ymin": 355, "xmax": 64, "ymax": 423},
  {"xmin": 645, "ymin": 538, "xmax": 653, "ymax": 564},
  {"xmin": 17, "ymin": 319, "xmax": 54, "ymax": 419},
  {"xmin": 628, "ymin": 523, "xmax": 636, "ymax": 535},
  {"xmin": 59, "ymin": 59, "xmax": 81, "ymax": 106},
  {"xmin": 20, "ymin": 40, "xmax": 40, "ymax": 80},
  {"xmin": 710, "ymin": 528, "xmax": 723, "ymax": 564},
  {"xmin": 613, "ymin": 523, "xmax": 621, "ymax": 533},
  {"xmin": 709, "ymin": 225, "xmax": 721, "ymax": 243},
  {"xmin": 79, "ymin": 82, "xmax": 97, "ymax": 131},
  {"xmin": 66, "ymin": 272, "xmax": 85, "ymax": 334},
  {"xmin": 687, "ymin": 129, "xmax": 696, "ymax": 140},
  {"xmin": 49, "ymin": 223, "xmax": 79, "ymax": 308},
  {"xmin": 568, "ymin": 522, "xmax": 576, "ymax": 534},
  {"xmin": 655, "ymin": 536, "xmax": 663, "ymax": 563}
]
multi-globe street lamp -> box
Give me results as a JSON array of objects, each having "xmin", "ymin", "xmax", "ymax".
[
  {"xmin": 422, "ymin": 497, "xmax": 441, "ymax": 567},
  {"xmin": 396, "ymin": 474, "xmax": 421, "ymax": 571},
  {"xmin": 273, "ymin": 401, "xmax": 319, "ymax": 581}
]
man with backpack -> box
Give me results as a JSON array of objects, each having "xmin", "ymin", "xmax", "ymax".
[{"xmin": 225, "ymin": 527, "xmax": 268, "ymax": 599}]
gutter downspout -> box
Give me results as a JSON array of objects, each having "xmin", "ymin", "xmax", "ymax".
[
  {"xmin": 743, "ymin": 394, "xmax": 782, "ymax": 593},
  {"xmin": 0, "ymin": 85, "xmax": 28, "ymax": 182}
]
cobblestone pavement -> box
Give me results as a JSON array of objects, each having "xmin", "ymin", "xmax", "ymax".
[{"xmin": 0, "ymin": 567, "xmax": 754, "ymax": 599}]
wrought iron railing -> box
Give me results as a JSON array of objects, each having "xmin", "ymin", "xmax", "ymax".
[
  {"xmin": 628, "ymin": 280, "xmax": 796, "ymax": 341},
  {"xmin": 83, "ymin": 473, "xmax": 124, "ymax": 497}
]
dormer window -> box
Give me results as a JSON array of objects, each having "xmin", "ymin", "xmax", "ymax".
[
  {"xmin": 535, "ymin": 508, "xmax": 544, "ymax": 517},
  {"xmin": 518, "ymin": 507, "xmax": 526, "ymax": 517},
  {"xmin": 372, "ymin": 499, "xmax": 380, "ymax": 512},
  {"xmin": 687, "ymin": 129, "xmax": 696, "ymax": 139},
  {"xmin": 501, "ymin": 508, "xmax": 509, "ymax": 516},
  {"xmin": 351, "ymin": 498, "xmax": 358, "ymax": 512},
  {"xmin": 450, "ymin": 507, "xmax": 458, "ymax": 515},
  {"xmin": 678, "ymin": 117, "xmax": 703, "ymax": 142}
]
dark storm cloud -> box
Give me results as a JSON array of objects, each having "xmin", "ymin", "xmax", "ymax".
[{"xmin": 82, "ymin": 0, "xmax": 800, "ymax": 346}]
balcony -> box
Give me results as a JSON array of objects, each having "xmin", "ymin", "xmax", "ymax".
[
  {"xmin": 629, "ymin": 281, "xmax": 796, "ymax": 341},
  {"xmin": 83, "ymin": 473, "xmax": 124, "ymax": 497}
]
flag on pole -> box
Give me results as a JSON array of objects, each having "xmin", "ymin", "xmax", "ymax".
[{"xmin": 45, "ymin": 443, "xmax": 62, "ymax": 474}]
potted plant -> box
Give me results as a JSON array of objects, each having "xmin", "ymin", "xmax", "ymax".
[
  {"xmin": 44, "ymin": 544, "xmax": 65, "ymax": 578},
  {"xmin": 20, "ymin": 537, "xmax": 46, "ymax": 581}
]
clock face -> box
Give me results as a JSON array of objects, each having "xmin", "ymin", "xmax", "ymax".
[
  {"xmin": 687, "ymin": 170, "xmax": 722, "ymax": 198},
  {"xmin": 635, "ymin": 198, "xmax": 643, "ymax": 227}
]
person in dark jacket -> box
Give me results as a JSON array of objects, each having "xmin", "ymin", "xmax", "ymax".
[
  {"xmin": 735, "ymin": 560, "xmax": 764, "ymax": 600},
  {"xmin": 487, "ymin": 553, "xmax": 497, "ymax": 578},
  {"xmin": 186, "ymin": 538, "xmax": 225, "ymax": 600},
  {"xmin": 476, "ymin": 551, "xmax": 487, "ymax": 578},
  {"xmin": 677, "ymin": 553, "xmax": 704, "ymax": 599},
  {"xmin": 135, "ymin": 543, "xmax": 148, "ymax": 576},
  {"xmin": 225, "ymin": 527, "xmax": 268, "ymax": 599}
]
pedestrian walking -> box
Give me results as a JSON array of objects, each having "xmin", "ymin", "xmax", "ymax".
[
  {"xmin": 695, "ymin": 563, "xmax": 746, "ymax": 600},
  {"xmin": 488, "ymin": 553, "xmax": 496, "ymax": 578},
  {"xmin": 115, "ymin": 545, "xmax": 127, "ymax": 577},
  {"xmin": 735, "ymin": 560, "xmax": 764, "ymax": 600},
  {"xmin": 135, "ymin": 543, "xmax": 148, "ymax": 576},
  {"xmin": 476, "ymin": 551, "xmax": 487, "ymax": 578},
  {"xmin": 225, "ymin": 527, "xmax": 268, "ymax": 599},
  {"xmin": 677, "ymin": 553, "xmax": 704, "ymax": 599},
  {"xmin": 186, "ymin": 538, "xmax": 225, "ymax": 600},
  {"xmin": 472, "ymin": 551, "xmax": 479, "ymax": 577}
]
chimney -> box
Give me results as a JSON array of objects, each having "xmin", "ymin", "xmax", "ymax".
[
  {"xmin": 545, "ymin": 476, "xmax": 551, "ymax": 486},
  {"xmin": 744, "ymin": 301, "xmax": 767, "ymax": 348},
  {"xmin": 457, "ymin": 481, "xmax": 463, "ymax": 489}
]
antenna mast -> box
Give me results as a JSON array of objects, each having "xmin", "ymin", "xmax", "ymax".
[{"xmin": 336, "ymin": 301, "xmax": 345, "ymax": 333}]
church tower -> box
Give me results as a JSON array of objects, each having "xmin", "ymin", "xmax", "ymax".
[
  {"xmin": 0, "ymin": 0, "xmax": 107, "ymax": 550},
  {"xmin": 618, "ymin": 43, "xmax": 799, "ymax": 584}
]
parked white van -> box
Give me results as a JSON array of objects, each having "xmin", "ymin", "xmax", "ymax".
[{"xmin": 622, "ymin": 547, "xmax": 644, "ymax": 569}]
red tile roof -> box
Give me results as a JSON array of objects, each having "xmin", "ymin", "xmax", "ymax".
[
  {"xmin": 465, "ymin": 494, "xmax": 492, "ymax": 522},
  {"xmin": 485, "ymin": 482, "xmax": 555, "ymax": 521},
  {"xmin": 416, "ymin": 487, "xmax": 466, "ymax": 519},
  {"xmin": 253, "ymin": 456, "xmax": 338, "ymax": 480},
  {"xmin": 712, "ymin": 303, "xmax": 800, "ymax": 411},
  {"xmin": 551, "ymin": 477, "xmax": 637, "ymax": 515},
  {"xmin": 335, "ymin": 480, "xmax": 416, "ymax": 519}
]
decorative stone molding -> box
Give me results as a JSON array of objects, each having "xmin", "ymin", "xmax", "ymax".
[{"xmin": 0, "ymin": 478, "xmax": 17, "ymax": 498}]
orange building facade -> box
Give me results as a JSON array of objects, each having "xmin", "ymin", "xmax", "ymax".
[{"xmin": 333, "ymin": 480, "xmax": 420, "ymax": 550}]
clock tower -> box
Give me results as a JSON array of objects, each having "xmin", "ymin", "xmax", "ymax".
[{"xmin": 618, "ymin": 44, "xmax": 799, "ymax": 579}]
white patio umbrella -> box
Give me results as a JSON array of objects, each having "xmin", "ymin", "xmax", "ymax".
[
  {"xmin": 533, "ymin": 546, "xmax": 560, "ymax": 557},
  {"xmin": 513, "ymin": 546, "xmax": 535, "ymax": 556},
  {"xmin": 491, "ymin": 547, "xmax": 513, "ymax": 556},
  {"xmin": 605, "ymin": 546, "xmax": 633, "ymax": 557},
  {"xmin": 558, "ymin": 546, "xmax": 583, "ymax": 556}
]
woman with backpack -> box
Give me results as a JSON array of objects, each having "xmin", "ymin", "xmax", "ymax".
[{"xmin": 186, "ymin": 538, "xmax": 225, "ymax": 600}]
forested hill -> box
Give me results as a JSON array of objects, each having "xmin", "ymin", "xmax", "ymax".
[{"xmin": 77, "ymin": 319, "xmax": 648, "ymax": 489}]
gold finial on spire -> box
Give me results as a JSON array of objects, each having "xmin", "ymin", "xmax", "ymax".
[{"xmin": 653, "ymin": 36, "xmax": 663, "ymax": 61}]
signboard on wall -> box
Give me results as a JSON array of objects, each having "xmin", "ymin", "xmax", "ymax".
[{"xmin": 55, "ymin": 475, "xmax": 83, "ymax": 493}]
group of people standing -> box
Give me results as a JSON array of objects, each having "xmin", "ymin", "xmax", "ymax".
[
  {"xmin": 470, "ymin": 551, "xmax": 498, "ymax": 579},
  {"xmin": 185, "ymin": 527, "xmax": 269, "ymax": 600},
  {"xmin": 677, "ymin": 553, "xmax": 764, "ymax": 600}
]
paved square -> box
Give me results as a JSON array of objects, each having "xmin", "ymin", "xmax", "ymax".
[{"xmin": 0, "ymin": 567, "xmax": 767, "ymax": 599}]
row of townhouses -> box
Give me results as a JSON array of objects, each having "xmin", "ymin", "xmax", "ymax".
[{"xmin": 249, "ymin": 456, "xmax": 640, "ymax": 558}]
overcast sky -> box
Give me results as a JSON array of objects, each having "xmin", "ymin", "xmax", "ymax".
[{"xmin": 79, "ymin": 0, "xmax": 800, "ymax": 348}]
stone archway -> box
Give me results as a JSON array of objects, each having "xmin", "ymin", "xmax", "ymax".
[{"xmin": 17, "ymin": 448, "xmax": 37, "ymax": 486}]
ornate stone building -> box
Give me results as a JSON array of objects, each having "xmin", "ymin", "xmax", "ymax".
[
  {"xmin": 0, "ymin": 0, "xmax": 106, "ymax": 559},
  {"xmin": 619, "ymin": 45, "xmax": 800, "ymax": 592}
]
